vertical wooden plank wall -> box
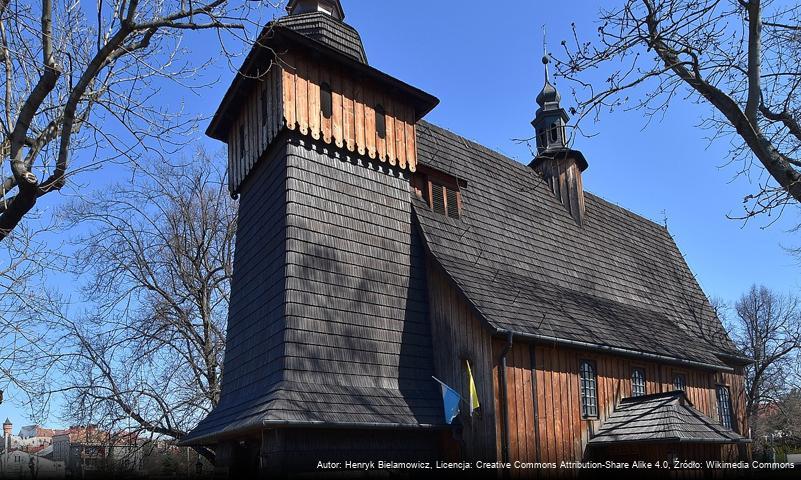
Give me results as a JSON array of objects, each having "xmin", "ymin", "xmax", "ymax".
[
  {"xmin": 535, "ymin": 157, "xmax": 585, "ymax": 225},
  {"xmin": 426, "ymin": 262, "xmax": 498, "ymax": 460},
  {"xmin": 280, "ymin": 53, "xmax": 417, "ymax": 172},
  {"xmin": 493, "ymin": 343, "xmax": 748, "ymax": 468},
  {"xmin": 227, "ymin": 65, "xmax": 284, "ymax": 193},
  {"xmin": 226, "ymin": 55, "xmax": 419, "ymax": 194}
]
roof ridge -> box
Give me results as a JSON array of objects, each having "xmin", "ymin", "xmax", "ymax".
[{"xmin": 620, "ymin": 390, "xmax": 685, "ymax": 404}]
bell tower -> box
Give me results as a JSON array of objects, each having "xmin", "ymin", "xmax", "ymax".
[
  {"xmin": 3, "ymin": 418, "xmax": 11, "ymax": 453},
  {"xmin": 530, "ymin": 54, "xmax": 589, "ymax": 225},
  {"xmin": 184, "ymin": 1, "xmax": 442, "ymax": 475}
]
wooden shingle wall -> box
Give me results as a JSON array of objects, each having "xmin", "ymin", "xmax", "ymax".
[
  {"xmin": 217, "ymin": 143, "xmax": 289, "ymax": 410},
  {"xmin": 281, "ymin": 139, "xmax": 437, "ymax": 403}
]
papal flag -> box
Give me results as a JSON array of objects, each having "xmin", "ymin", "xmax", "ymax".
[{"xmin": 466, "ymin": 359, "xmax": 480, "ymax": 416}]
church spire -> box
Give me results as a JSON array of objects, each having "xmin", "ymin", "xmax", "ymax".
[
  {"xmin": 532, "ymin": 52, "xmax": 569, "ymax": 153},
  {"xmin": 536, "ymin": 33, "xmax": 561, "ymax": 109},
  {"xmin": 530, "ymin": 33, "xmax": 589, "ymax": 226},
  {"xmin": 536, "ymin": 56, "xmax": 561, "ymax": 109}
]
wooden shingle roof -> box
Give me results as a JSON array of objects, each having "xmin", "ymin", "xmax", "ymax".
[
  {"xmin": 182, "ymin": 382, "xmax": 442, "ymax": 444},
  {"xmin": 413, "ymin": 122, "xmax": 745, "ymax": 370},
  {"xmin": 588, "ymin": 391, "xmax": 749, "ymax": 444},
  {"xmin": 276, "ymin": 12, "xmax": 367, "ymax": 64}
]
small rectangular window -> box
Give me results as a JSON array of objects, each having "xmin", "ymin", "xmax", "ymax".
[
  {"xmin": 431, "ymin": 183, "xmax": 446, "ymax": 216},
  {"xmin": 673, "ymin": 374, "xmax": 686, "ymax": 391},
  {"xmin": 446, "ymin": 188, "xmax": 459, "ymax": 219},
  {"xmin": 631, "ymin": 368, "xmax": 646, "ymax": 397},
  {"xmin": 429, "ymin": 181, "xmax": 461, "ymax": 219},
  {"xmin": 375, "ymin": 104, "xmax": 386, "ymax": 139},
  {"xmin": 239, "ymin": 125, "xmax": 245, "ymax": 160},
  {"xmin": 262, "ymin": 87, "xmax": 270, "ymax": 126},
  {"xmin": 321, "ymin": 82, "xmax": 333, "ymax": 119},
  {"xmin": 716, "ymin": 385, "xmax": 734, "ymax": 430},
  {"xmin": 580, "ymin": 360, "xmax": 598, "ymax": 418}
]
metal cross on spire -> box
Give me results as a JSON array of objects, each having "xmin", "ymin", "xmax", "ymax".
[{"xmin": 542, "ymin": 25, "xmax": 551, "ymax": 83}]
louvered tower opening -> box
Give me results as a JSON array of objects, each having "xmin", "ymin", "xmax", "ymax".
[{"xmin": 431, "ymin": 183, "xmax": 446, "ymax": 216}]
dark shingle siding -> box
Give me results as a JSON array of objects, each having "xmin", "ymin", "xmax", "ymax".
[
  {"xmin": 414, "ymin": 121, "xmax": 739, "ymax": 366},
  {"xmin": 183, "ymin": 136, "xmax": 442, "ymax": 444},
  {"xmin": 276, "ymin": 12, "xmax": 368, "ymax": 64},
  {"xmin": 184, "ymin": 141, "xmax": 291, "ymax": 442},
  {"xmin": 282, "ymin": 140, "xmax": 438, "ymax": 407}
]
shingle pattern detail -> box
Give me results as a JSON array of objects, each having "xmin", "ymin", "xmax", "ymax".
[
  {"xmin": 589, "ymin": 391, "xmax": 748, "ymax": 444},
  {"xmin": 276, "ymin": 12, "xmax": 368, "ymax": 64},
  {"xmin": 413, "ymin": 121, "xmax": 740, "ymax": 367},
  {"xmin": 183, "ymin": 138, "xmax": 441, "ymax": 444}
]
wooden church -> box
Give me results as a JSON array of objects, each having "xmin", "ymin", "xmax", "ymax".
[{"xmin": 182, "ymin": 0, "xmax": 752, "ymax": 475}]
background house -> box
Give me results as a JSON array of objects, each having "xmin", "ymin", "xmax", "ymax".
[{"xmin": 1, "ymin": 419, "xmax": 65, "ymax": 479}]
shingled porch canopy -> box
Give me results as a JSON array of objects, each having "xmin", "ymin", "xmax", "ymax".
[{"xmin": 588, "ymin": 391, "xmax": 749, "ymax": 446}]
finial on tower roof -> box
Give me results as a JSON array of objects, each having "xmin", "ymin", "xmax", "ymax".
[
  {"xmin": 542, "ymin": 25, "xmax": 550, "ymax": 83},
  {"xmin": 536, "ymin": 26, "xmax": 560, "ymax": 108}
]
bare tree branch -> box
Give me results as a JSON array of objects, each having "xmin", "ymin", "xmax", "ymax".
[
  {"xmin": 0, "ymin": 0, "xmax": 277, "ymax": 240},
  {"xmin": 554, "ymin": 0, "xmax": 801, "ymax": 219},
  {"xmin": 48, "ymin": 148, "xmax": 235, "ymax": 463}
]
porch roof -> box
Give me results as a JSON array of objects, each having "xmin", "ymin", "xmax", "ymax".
[{"xmin": 588, "ymin": 391, "xmax": 750, "ymax": 445}]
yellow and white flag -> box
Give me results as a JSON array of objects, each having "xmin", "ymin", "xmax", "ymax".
[{"xmin": 466, "ymin": 359, "xmax": 480, "ymax": 416}]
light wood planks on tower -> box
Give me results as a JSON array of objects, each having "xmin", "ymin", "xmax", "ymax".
[
  {"xmin": 227, "ymin": 54, "xmax": 419, "ymax": 194},
  {"xmin": 281, "ymin": 53, "xmax": 417, "ymax": 171}
]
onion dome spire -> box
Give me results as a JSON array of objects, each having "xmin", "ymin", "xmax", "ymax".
[
  {"xmin": 536, "ymin": 55, "xmax": 561, "ymax": 108},
  {"xmin": 532, "ymin": 34, "xmax": 569, "ymax": 153}
]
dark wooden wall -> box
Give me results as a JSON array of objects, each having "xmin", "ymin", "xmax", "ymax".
[
  {"xmin": 426, "ymin": 262, "xmax": 498, "ymax": 459},
  {"xmin": 217, "ymin": 141, "xmax": 289, "ymax": 411},
  {"xmin": 281, "ymin": 138, "xmax": 435, "ymax": 394},
  {"xmin": 259, "ymin": 428, "xmax": 442, "ymax": 475},
  {"xmin": 533, "ymin": 155, "xmax": 585, "ymax": 225}
]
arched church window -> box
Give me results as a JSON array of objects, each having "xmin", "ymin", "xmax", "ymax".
[
  {"xmin": 631, "ymin": 368, "xmax": 646, "ymax": 397},
  {"xmin": 549, "ymin": 122, "xmax": 558, "ymax": 142}
]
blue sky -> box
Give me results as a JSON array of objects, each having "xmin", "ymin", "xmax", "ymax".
[
  {"xmin": 346, "ymin": 0, "xmax": 798, "ymax": 303},
  {"xmin": 2, "ymin": 0, "xmax": 798, "ymax": 428}
]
